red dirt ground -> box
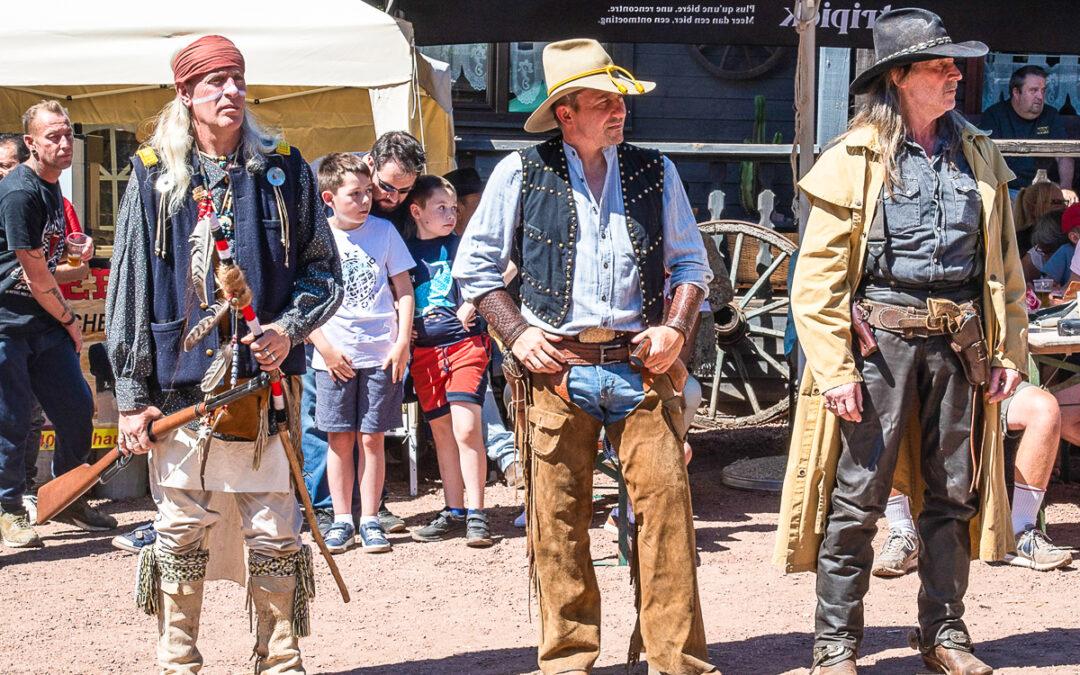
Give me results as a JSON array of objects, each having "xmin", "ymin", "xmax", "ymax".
[{"xmin": 2, "ymin": 425, "xmax": 1079, "ymax": 674}]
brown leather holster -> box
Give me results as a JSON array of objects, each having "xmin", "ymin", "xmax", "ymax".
[
  {"xmin": 857, "ymin": 298, "xmax": 989, "ymax": 387},
  {"xmin": 211, "ymin": 378, "xmax": 270, "ymax": 440}
]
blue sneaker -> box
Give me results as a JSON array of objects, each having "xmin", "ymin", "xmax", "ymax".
[
  {"xmin": 324, "ymin": 521, "xmax": 356, "ymax": 554},
  {"xmin": 514, "ymin": 509, "xmax": 527, "ymax": 528},
  {"xmin": 604, "ymin": 506, "xmax": 635, "ymax": 537},
  {"xmin": 111, "ymin": 521, "xmax": 156, "ymax": 553},
  {"xmin": 358, "ymin": 520, "xmax": 391, "ymax": 553}
]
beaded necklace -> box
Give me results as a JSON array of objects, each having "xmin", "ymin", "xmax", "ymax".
[{"xmin": 196, "ymin": 151, "xmax": 236, "ymax": 242}]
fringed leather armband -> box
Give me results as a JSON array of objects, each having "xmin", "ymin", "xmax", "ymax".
[
  {"xmin": 664, "ymin": 284, "xmax": 706, "ymax": 339},
  {"xmin": 476, "ymin": 289, "xmax": 531, "ymax": 347}
]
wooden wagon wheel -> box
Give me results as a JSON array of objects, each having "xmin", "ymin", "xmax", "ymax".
[
  {"xmin": 687, "ymin": 44, "xmax": 788, "ymax": 81},
  {"xmin": 692, "ymin": 219, "xmax": 797, "ymax": 429}
]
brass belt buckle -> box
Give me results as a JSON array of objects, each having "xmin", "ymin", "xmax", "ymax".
[{"xmin": 578, "ymin": 326, "xmax": 616, "ymax": 344}]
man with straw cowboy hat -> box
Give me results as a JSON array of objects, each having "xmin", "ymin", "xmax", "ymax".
[
  {"xmin": 776, "ymin": 8, "xmax": 1027, "ymax": 675},
  {"xmin": 454, "ymin": 39, "xmax": 716, "ymax": 674}
]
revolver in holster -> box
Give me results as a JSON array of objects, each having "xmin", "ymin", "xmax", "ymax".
[{"xmin": 928, "ymin": 298, "xmax": 990, "ymax": 388}]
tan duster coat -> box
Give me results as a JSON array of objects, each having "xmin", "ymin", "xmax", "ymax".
[{"xmin": 774, "ymin": 118, "xmax": 1029, "ymax": 573}]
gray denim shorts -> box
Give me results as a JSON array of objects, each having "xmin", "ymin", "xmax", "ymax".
[
  {"xmin": 315, "ymin": 366, "xmax": 403, "ymax": 433},
  {"xmin": 1000, "ymin": 380, "xmax": 1034, "ymax": 437}
]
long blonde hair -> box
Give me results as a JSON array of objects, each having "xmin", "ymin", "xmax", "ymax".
[
  {"xmin": 839, "ymin": 66, "xmax": 963, "ymax": 192},
  {"xmin": 1013, "ymin": 180, "xmax": 1065, "ymax": 232},
  {"xmin": 147, "ymin": 98, "xmax": 281, "ymax": 215}
]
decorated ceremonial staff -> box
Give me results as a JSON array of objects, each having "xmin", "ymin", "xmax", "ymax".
[
  {"xmin": 187, "ymin": 179, "xmax": 349, "ymax": 601},
  {"xmin": 105, "ymin": 35, "xmax": 343, "ymax": 673}
]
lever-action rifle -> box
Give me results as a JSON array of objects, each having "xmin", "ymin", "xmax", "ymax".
[{"xmin": 35, "ymin": 374, "xmax": 271, "ymax": 525}]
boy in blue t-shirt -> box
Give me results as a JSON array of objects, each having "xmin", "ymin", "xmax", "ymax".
[{"xmin": 405, "ymin": 175, "xmax": 494, "ymax": 548}]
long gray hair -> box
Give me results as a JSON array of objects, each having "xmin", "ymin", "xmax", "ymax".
[
  {"xmin": 839, "ymin": 66, "xmax": 963, "ymax": 191},
  {"xmin": 146, "ymin": 97, "xmax": 281, "ymax": 215}
]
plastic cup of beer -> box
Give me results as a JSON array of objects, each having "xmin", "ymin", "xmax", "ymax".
[
  {"xmin": 65, "ymin": 232, "xmax": 92, "ymax": 267},
  {"xmin": 1034, "ymin": 277, "xmax": 1054, "ymax": 306}
]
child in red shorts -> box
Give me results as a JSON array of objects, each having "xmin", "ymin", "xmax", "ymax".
[{"xmin": 405, "ymin": 176, "xmax": 493, "ymax": 548}]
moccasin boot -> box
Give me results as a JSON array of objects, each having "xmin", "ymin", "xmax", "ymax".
[
  {"xmin": 156, "ymin": 580, "xmax": 204, "ymax": 675},
  {"xmin": 250, "ymin": 575, "xmax": 305, "ymax": 674}
]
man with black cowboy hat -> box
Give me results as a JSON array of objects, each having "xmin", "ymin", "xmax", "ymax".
[
  {"xmin": 775, "ymin": 8, "xmax": 1027, "ymax": 675},
  {"xmin": 453, "ymin": 39, "xmax": 716, "ymax": 674}
]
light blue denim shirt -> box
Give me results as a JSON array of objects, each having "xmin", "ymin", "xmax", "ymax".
[{"xmin": 452, "ymin": 142, "xmax": 712, "ymax": 336}]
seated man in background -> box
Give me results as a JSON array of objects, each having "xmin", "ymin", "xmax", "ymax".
[{"xmin": 982, "ymin": 64, "xmax": 1075, "ymax": 200}]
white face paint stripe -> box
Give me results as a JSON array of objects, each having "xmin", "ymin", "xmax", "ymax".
[
  {"xmin": 190, "ymin": 85, "xmax": 245, "ymax": 106},
  {"xmin": 191, "ymin": 90, "xmax": 223, "ymax": 105}
]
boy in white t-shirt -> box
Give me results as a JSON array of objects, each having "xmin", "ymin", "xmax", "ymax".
[{"xmin": 309, "ymin": 153, "xmax": 415, "ymax": 553}]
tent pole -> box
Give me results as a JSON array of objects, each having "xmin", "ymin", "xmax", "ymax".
[
  {"xmin": 795, "ymin": 0, "xmax": 817, "ymax": 233},
  {"xmin": 793, "ymin": 0, "xmax": 818, "ymax": 380}
]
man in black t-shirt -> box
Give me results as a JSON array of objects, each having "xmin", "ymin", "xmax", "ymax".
[
  {"xmin": 981, "ymin": 64, "xmax": 1076, "ymax": 197},
  {"xmin": 0, "ymin": 101, "xmax": 114, "ymax": 549}
]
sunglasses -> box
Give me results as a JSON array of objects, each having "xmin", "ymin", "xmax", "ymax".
[{"xmin": 375, "ymin": 174, "xmax": 414, "ymax": 197}]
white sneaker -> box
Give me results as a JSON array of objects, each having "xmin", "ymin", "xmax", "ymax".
[
  {"xmin": 872, "ymin": 529, "xmax": 919, "ymax": 578},
  {"xmin": 21, "ymin": 494, "xmax": 37, "ymax": 524},
  {"xmin": 1005, "ymin": 527, "xmax": 1072, "ymax": 571}
]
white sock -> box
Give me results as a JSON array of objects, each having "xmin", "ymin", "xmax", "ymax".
[
  {"xmin": 884, "ymin": 494, "xmax": 916, "ymax": 536},
  {"xmin": 359, "ymin": 515, "xmax": 379, "ymax": 526},
  {"xmin": 1011, "ymin": 482, "xmax": 1045, "ymax": 534},
  {"xmin": 334, "ymin": 513, "xmax": 354, "ymax": 526}
]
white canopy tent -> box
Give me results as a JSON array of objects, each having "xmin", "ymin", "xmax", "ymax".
[
  {"xmin": 0, "ymin": 0, "xmax": 455, "ymax": 172},
  {"xmin": 0, "ymin": 2, "xmax": 455, "ymax": 446}
]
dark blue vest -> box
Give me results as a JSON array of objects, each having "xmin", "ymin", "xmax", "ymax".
[
  {"xmin": 132, "ymin": 148, "xmax": 306, "ymax": 392},
  {"xmin": 518, "ymin": 137, "xmax": 666, "ymax": 327}
]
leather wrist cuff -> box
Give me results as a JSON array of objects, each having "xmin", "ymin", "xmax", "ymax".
[
  {"xmin": 664, "ymin": 284, "xmax": 706, "ymax": 339},
  {"xmin": 475, "ymin": 289, "xmax": 530, "ymax": 347}
]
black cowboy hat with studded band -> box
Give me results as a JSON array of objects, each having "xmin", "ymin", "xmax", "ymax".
[{"xmin": 850, "ymin": 7, "xmax": 988, "ymax": 95}]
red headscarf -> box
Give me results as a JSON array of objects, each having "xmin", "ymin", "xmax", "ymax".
[{"xmin": 171, "ymin": 35, "xmax": 245, "ymax": 87}]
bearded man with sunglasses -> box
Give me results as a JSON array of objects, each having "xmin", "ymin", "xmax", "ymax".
[{"xmin": 363, "ymin": 130, "xmax": 425, "ymax": 231}]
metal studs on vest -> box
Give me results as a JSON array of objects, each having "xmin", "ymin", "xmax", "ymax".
[{"xmin": 517, "ymin": 136, "xmax": 666, "ymax": 327}]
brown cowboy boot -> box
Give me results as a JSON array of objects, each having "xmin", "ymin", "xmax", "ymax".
[
  {"xmin": 811, "ymin": 645, "xmax": 857, "ymax": 674},
  {"xmin": 921, "ymin": 645, "xmax": 992, "ymax": 675},
  {"xmin": 250, "ymin": 574, "xmax": 305, "ymax": 674},
  {"xmin": 812, "ymin": 660, "xmax": 857, "ymax": 675},
  {"xmin": 912, "ymin": 629, "xmax": 992, "ymax": 675}
]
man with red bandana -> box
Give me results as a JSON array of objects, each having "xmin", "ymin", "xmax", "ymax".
[{"xmin": 105, "ymin": 35, "xmax": 341, "ymax": 673}]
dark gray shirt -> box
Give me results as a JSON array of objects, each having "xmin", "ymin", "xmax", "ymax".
[{"xmin": 864, "ymin": 118, "xmax": 984, "ymax": 300}]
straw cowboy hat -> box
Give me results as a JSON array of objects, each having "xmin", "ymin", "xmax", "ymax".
[
  {"xmin": 524, "ymin": 38, "xmax": 655, "ymax": 133},
  {"xmin": 849, "ymin": 7, "xmax": 987, "ymax": 95}
]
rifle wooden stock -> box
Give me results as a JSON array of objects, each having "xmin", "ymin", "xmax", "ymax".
[{"xmin": 35, "ymin": 375, "xmax": 270, "ymax": 525}]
